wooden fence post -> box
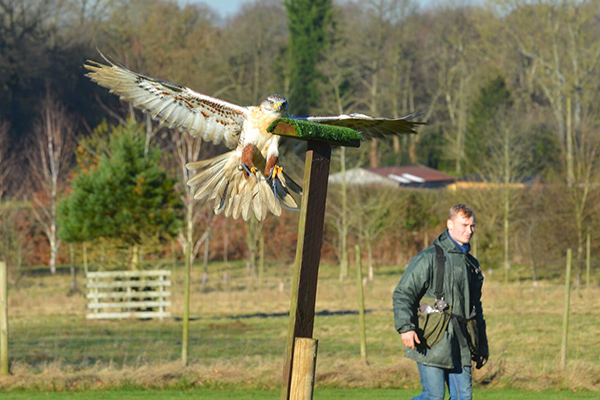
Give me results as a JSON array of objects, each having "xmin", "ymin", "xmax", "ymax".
[
  {"xmin": 289, "ymin": 337, "xmax": 318, "ymax": 400},
  {"xmin": 1, "ymin": 261, "xmax": 9, "ymax": 375},
  {"xmin": 182, "ymin": 243, "xmax": 191, "ymax": 366},
  {"xmin": 586, "ymin": 232, "xmax": 591, "ymax": 292},
  {"xmin": 560, "ymin": 248, "xmax": 572, "ymax": 370},
  {"xmin": 355, "ymin": 245, "xmax": 367, "ymax": 364},
  {"xmin": 159, "ymin": 273, "xmax": 166, "ymax": 321},
  {"xmin": 83, "ymin": 242, "xmax": 89, "ymax": 275}
]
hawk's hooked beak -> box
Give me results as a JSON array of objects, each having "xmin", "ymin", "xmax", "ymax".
[{"xmin": 276, "ymin": 101, "xmax": 288, "ymax": 113}]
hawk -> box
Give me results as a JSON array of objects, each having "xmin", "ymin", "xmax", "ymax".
[{"xmin": 84, "ymin": 56, "xmax": 422, "ymax": 221}]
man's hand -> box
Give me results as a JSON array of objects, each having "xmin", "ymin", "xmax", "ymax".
[
  {"xmin": 401, "ymin": 330, "xmax": 421, "ymax": 349},
  {"xmin": 475, "ymin": 352, "xmax": 488, "ymax": 369}
]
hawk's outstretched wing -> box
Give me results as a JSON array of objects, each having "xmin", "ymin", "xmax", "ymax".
[
  {"xmin": 84, "ymin": 56, "xmax": 249, "ymax": 149},
  {"xmin": 295, "ymin": 113, "xmax": 423, "ymax": 139}
]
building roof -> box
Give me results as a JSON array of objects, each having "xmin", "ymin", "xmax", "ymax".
[
  {"xmin": 328, "ymin": 168, "xmax": 398, "ymax": 187},
  {"xmin": 328, "ymin": 165, "xmax": 456, "ymax": 188},
  {"xmin": 368, "ymin": 165, "xmax": 456, "ymax": 184}
]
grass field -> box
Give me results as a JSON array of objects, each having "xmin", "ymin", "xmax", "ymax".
[
  {"xmin": 1, "ymin": 261, "xmax": 599, "ymax": 394},
  {"xmin": 1, "ymin": 388, "xmax": 598, "ymax": 399}
]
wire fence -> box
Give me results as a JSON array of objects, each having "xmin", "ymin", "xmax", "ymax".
[{"xmin": 7, "ymin": 262, "xmax": 295, "ymax": 368}]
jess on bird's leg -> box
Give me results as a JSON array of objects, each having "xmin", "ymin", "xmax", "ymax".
[{"xmin": 265, "ymin": 155, "xmax": 281, "ymax": 180}]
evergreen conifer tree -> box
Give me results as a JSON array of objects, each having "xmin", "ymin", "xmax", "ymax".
[
  {"xmin": 285, "ymin": 0, "xmax": 332, "ymax": 115},
  {"xmin": 59, "ymin": 121, "xmax": 182, "ymax": 267}
]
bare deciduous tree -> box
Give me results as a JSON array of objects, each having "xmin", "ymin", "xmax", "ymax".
[
  {"xmin": 351, "ymin": 186, "xmax": 400, "ymax": 280},
  {"xmin": 28, "ymin": 91, "xmax": 73, "ymax": 274},
  {"xmin": 170, "ymin": 128, "xmax": 214, "ymax": 366},
  {"xmin": 171, "ymin": 129, "xmax": 215, "ymax": 271}
]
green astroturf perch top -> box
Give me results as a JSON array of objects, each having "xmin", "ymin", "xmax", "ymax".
[{"xmin": 267, "ymin": 118, "xmax": 363, "ymax": 147}]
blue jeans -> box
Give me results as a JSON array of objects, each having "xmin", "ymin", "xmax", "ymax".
[{"xmin": 412, "ymin": 363, "xmax": 472, "ymax": 400}]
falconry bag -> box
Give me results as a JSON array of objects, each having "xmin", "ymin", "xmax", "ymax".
[
  {"xmin": 453, "ymin": 308, "xmax": 480, "ymax": 360},
  {"xmin": 416, "ymin": 244, "xmax": 452, "ymax": 348}
]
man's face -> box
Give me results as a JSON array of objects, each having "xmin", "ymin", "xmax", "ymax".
[{"xmin": 447, "ymin": 212, "xmax": 475, "ymax": 246}]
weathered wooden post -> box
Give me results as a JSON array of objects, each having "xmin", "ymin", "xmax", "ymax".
[
  {"xmin": 182, "ymin": 244, "xmax": 191, "ymax": 366},
  {"xmin": 159, "ymin": 272, "xmax": 166, "ymax": 321},
  {"xmin": 1, "ymin": 261, "xmax": 9, "ymax": 375},
  {"xmin": 560, "ymin": 248, "xmax": 572, "ymax": 370},
  {"xmin": 355, "ymin": 245, "xmax": 368, "ymax": 364},
  {"xmin": 282, "ymin": 139, "xmax": 330, "ymax": 399},
  {"xmin": 268, "ymin": 119, "xmax": 361, "ymax": 400},
  {"xmin": 289, "ymin": 337, "xmax": 319, "ymax": 399},
  {"xmin": 586, "ymin": 232, "xmax": 591, "ymax": 292},
  {"xmin": 83, "ymin": 242, "xmax": 89, "ymax": 275}
]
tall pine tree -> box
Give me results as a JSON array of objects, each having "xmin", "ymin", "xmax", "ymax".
[{"xmin": 285, "ymin": 0, "xmax": 332, "ymax": 115}]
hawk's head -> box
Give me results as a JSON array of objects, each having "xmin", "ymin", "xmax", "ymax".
[{"xmin": 261, "ymin": 94, "xmax": 288, "ymax": 116}]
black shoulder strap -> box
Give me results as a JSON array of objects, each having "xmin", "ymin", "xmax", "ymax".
[{"xmin": 434, "ymin": 244, "xmax": 446, "ymax": 300}]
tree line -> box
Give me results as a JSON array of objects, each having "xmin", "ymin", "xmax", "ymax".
[{"xmin": 0, "ymin": 0, "xmax": 599, "ymax": 284}]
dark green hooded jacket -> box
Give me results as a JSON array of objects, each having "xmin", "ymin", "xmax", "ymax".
[{"xmin": 393, "ymin": 230, "xmax": 487, "ymax": 369}]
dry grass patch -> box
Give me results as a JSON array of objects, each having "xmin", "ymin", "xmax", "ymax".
[{"xmin": 1, "ymin": 262, "xmax": 599, "ymax": 391}]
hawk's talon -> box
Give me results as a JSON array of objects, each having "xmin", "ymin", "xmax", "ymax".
[{"xmin": 268, "ymin": 165, "xmax": 284, "ymax": 181}]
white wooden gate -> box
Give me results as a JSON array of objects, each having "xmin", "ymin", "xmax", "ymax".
[{"xmin": 86, "ymin": 270, "xmax": 172, "ymax": 320}]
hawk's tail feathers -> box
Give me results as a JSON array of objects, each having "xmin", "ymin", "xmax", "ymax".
[{"xmin": 186, "ymin": 152, "xmax": 300, "ymax": 221}]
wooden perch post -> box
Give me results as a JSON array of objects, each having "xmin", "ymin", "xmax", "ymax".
[{"xmin": 268, "ymin": 119, "xmax": 361, "ymax": 400}]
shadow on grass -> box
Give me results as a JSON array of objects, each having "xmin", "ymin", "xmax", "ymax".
[{"xmin": 173, "ymin": 309, "xmax": 372, "ymax": 321}]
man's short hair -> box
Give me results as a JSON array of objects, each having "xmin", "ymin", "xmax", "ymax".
[{"xmin": 448, "ymin": 203, "xmax": 475, "ymax": 220}]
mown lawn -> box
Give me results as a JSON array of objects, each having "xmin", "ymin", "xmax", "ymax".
[{"xmin": 2, "ymin": 388, "xmax": 598, "ymax": 399}]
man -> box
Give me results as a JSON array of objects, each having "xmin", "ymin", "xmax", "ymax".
[{"xmin": 393, "ymin": 204, "xmax": 488, "ymax": 400}]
